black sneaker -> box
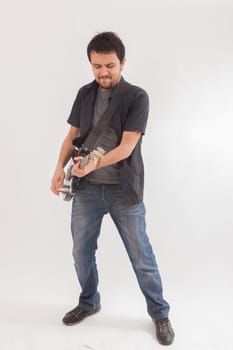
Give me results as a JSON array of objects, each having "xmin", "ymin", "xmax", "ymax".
[
  {"xmin": 154, "ymin": 317, "xmax": 175, "ymax": 345},
  {"xmin": 62, "ymin": 305, "xmax": 101, "ymax": 326}
]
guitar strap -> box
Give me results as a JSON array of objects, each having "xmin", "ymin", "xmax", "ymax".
[{"xmin": 72, "ymin": 77, "xmax": 132, "ymax": 150}]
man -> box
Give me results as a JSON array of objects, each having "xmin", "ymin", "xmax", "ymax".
[{"xmin": 51, "ymin": 31, "xmax": 174, "ymax": 346}]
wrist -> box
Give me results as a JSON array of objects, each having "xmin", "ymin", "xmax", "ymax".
[
  {"xmin": 56, "ymin": 163, "xmax": 65, "ymax": 171},
  {"xmin": 90, "ymin": 150, "xmax": 103, "ymax": 170},
  {"xmin": 95, "ymin": 156, "xmax": 102, "ymax": 170}
]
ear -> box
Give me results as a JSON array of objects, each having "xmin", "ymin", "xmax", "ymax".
[{"xmin": 120, "ymin": 57, "xmax": 126, "ymax": 71}]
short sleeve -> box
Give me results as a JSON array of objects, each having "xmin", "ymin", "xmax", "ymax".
[
  {"xmin": 67, "ymin": 87, "xmax": 85, "ymax": 128},
  {"xmin": 123, "ymin": 88, "xmax": 149, "ymax": 135}
]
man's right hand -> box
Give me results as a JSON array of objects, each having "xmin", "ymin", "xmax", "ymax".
[{"xmin": 51, "ymin": 167, "xmax": 65, "ymax": 195}]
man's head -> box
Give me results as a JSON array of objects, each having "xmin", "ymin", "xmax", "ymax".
[{"xmin": 87, "ymin": 32, "xmax": 126, "ymax": 90}]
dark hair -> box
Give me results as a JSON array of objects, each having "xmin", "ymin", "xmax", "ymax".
[{"xmin": 87, "ymin": 31, "xmax": 125, "ymax": 63}]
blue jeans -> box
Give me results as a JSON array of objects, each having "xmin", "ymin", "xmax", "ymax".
[{"xmin": 71, "ymin": 182, "xmax": 170, "ymax": 319}]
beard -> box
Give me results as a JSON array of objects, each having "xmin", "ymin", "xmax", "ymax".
[{"xmin": 97, "ymin": 76, "xmax": 113, "ymax": 89}]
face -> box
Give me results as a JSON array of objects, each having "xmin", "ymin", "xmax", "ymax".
[{"xmin": 90, "ymin": 51, "xmax": 126, "ymax": 90}]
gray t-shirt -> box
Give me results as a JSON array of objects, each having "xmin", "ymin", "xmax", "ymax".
[{"xmin": 86, "ymin": 87, "xmax": 120, "ymax": 184}]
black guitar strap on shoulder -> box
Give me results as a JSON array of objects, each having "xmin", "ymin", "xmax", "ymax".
[{"xmin": 73, "ymin": 77, "xmax": 132, "ymax": 150}]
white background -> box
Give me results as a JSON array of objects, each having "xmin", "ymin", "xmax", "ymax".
[{"xmin": 0, "ymin": 0, "xmax": 233, "ymax": 349}]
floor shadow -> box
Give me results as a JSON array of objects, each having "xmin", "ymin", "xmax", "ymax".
[{"xmin": 0, "ymin": 300, "xmax": 154, "ymax": 337}]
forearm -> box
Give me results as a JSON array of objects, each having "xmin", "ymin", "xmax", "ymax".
[
  {"xmin": 97, "ymin": 131, "xmax": 141, "ymax": 169},
  {"xmin": 51, "ymin": 137, "xmax": 74, "ymax": 195},
  {"xmin": 55, "ymin": 141, "xmax": 73, "ymax": 169},
  {"xmin": 97, "ymin": 144, "xmax": 132, "ymax": 169},
  {"xmin": 55, "ymin": 127, "xmax": 80, "ymax": 170}
]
